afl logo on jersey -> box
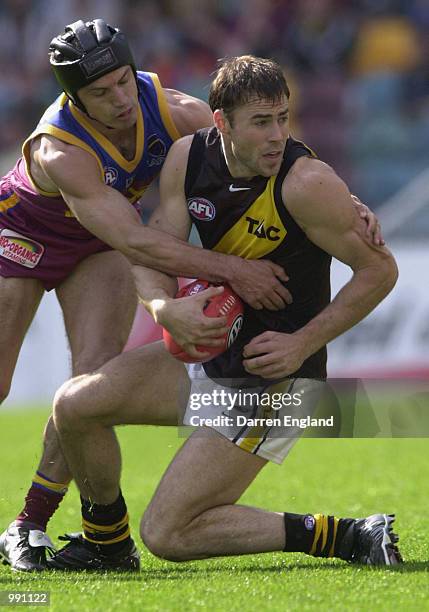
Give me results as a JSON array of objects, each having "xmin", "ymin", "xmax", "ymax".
[
  {"xmin": 187, "ymin": 197, "xmax": 216, "ymax": 221},
  {"xmin": 104, "ymin": 167, "xmax": 119, "ymax": 186}
]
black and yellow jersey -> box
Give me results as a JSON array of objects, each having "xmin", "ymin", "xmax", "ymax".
[{"xmin": 185, "ymin": 126, "xmax": 331, "ymax": 383}]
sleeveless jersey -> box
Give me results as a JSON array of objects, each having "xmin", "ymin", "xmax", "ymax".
[
  {"xmin": 185, "ymin": 127, "xmax": 331, "ymax": 383},
  {"xmin": 1, "ymin": 71, "xmax": 180, "ymax": 239}
]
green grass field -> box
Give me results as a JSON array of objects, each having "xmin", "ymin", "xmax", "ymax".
[{"xmin": 0, "ymin": 408, "xmax": 428, "ymax": 611}]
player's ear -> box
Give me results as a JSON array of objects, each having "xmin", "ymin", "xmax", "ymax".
[{"xmin": 213, "ymin": 109, "xmax": 230, "ymax": 135}]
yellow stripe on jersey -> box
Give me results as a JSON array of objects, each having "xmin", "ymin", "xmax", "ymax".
[
  {"xmin": 22, "ymin": 125, "xmax": 105, "ymax": 197},
  {"xmin": 149, "ymin": 72, "xmax": 181, "ymax": 141},
  {"xmin": 213, "ymin": 176, "xmax": 287, "ymax": 259},
  {"xmin": 69, "ymin": 101, "xmax": 144, "ymax": 173},
  {"xmin": 0, "ymin": 192, "xmax": 19, "ymax": 213}
]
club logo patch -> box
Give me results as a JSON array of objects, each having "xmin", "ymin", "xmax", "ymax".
[
  {"xmin": 187, "ymin": 197, "xmax": 216, "ymax": 221},
  {"xmin": 104, "ymin": 166, "xmax": 119, "ymax": 186},
  {"xmin": 0, "ymin": 229, "xmax": 44, "ymax": 268},
  {"xmin": 147, "ymin": 134, "xmax": 167, "ymax": 167}
]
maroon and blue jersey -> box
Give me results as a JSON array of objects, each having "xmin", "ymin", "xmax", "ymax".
[{"xmin": 0, "ymin": 71, "xmax": 180, "ymax": 288}]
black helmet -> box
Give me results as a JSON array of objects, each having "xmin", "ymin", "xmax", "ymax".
[{"xmin": 49, "ymin": 19, "xmax": 137, "ymax": 110}]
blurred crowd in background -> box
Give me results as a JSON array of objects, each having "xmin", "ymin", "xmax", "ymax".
[{"xmin": 1, "ymin": 0, "xmax": 428, "ymax": 209}]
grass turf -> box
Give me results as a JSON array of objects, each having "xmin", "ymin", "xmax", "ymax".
[{"xmin": 0, "ymin": 408, "xmax": 428, "ymax": 611}]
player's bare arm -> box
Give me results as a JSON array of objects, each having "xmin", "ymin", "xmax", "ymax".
[
  {"xmin": 165, "ymin": 89, "xmax": 213, "ymax": 135},
  {"xmin": 37, "ymin": 134, "xmax": 291, "ymax": 310},
  {"xmin": 33, "ymin": 134, "xmax": 277, "ymax": 306},
  {"xmin": 134, "ymin": 137, "xmax": 230, "ymax": 358},
  {"xmin": 134, "ymin": 136, "xmax": 278, "ymax": 357},
  {"xmin": 133, "ymin": 135, "xmax": 228, "ymax": 355},
  {"xmin": 134, "ymin": 136, "xmax": 292, "ymax": 312},
  {"xmin": 37, "ymin": 136, "xmax": 217, "ymax": 275},
  {"xmin": 243, "ymin": 158, "xmax": 398, "ymax": 378}
]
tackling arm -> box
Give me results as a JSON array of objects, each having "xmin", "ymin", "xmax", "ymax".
[
  {"xmin": 133, "ymin": 137, "xmax": 230, "ymax": 356},
  {"xmin": 40, "ymin": 136, "xmax": 228, "ymax": 278},
  {"xmin": 40, "ymin": 136, "xmax": 291, "ymax": 310}
]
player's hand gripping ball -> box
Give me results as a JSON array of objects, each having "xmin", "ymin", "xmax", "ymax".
[{"xmin": 163, "ymin": 279, "xmax": 244, "ymax": 363}]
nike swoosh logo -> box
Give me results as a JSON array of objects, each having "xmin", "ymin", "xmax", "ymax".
[{"xmin": 229, "ymin": 185, "xmax": 251, "ymax": 192}]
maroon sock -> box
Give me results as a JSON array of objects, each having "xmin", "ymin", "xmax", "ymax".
[{"xmin": 15, "ymin": 473, "xmax": 68, "ymax": 531}]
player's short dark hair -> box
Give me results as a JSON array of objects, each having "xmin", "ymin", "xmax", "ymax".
[{"xmin": 208, "ymin": 55, "xmax": 290, "ymax": 121}]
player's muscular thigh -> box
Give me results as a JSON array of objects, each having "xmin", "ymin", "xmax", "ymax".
[
  {"xmin": 57, "ymin": 251, "xmax": 137, "ymax": 374},
  {"xmin": 0, "ymin": 277, "xmax": 44, "ymax": 402}
]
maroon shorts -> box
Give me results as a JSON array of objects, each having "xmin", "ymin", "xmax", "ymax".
[{"xmin": 0, "ymin": 207, "xmax": 112, "ymax": 291}]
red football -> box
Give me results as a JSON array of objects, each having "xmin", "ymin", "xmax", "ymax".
[{"xmin": 163, "ymin": 279, "xmax": 244, "ymax": 363}]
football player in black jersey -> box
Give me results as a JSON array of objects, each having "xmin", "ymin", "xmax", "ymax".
[{"xmin": 48, "ymin": 55, "xmax": 401, "ymax": 571}]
